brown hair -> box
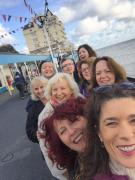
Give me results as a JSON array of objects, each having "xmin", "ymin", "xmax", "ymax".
[
  {"xmin": 77, "ymin": 59, "xmax": 94, "ymax": 81},
  {"xmin": 89, "ymin": 56, "xmax": 127, "ymax": 90}
]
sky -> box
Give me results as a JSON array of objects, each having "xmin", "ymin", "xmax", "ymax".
[{"xmin": 0, "ymin": 0, "xmax": 135, "ymax": 54}]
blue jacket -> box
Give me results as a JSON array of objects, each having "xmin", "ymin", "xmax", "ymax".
[{"xmin": 14, "ymin": 72, "xmax": 26, "ymax": 85}]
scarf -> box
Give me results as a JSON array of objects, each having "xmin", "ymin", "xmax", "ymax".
[{"xmin": 109, "ymin": 159, "xmax": 135, "ymax": 180}]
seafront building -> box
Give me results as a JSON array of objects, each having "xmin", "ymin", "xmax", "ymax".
[{"xmin": 23, "ymin": 9, "xmax": 73, "ymax": 55}]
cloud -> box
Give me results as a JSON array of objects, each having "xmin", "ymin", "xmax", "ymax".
[
  {"xmin": 75, "ymin": 16, "xmax": 108, "ymax": 36},
  {"xmin": 0, "ymin": 24, "xmax": 16, "ymax": 46},
  {"xmin": 18, "ymin": 46, "xmax": 29, "ymax": 54},
  {"xmin": 0, "ymin": 0, "xmax": 19, "ymax": 9},
  {"xmin": 112, "ymin": 1, "xmax": 133, "ymax": 19},
  {"xmin": 55, "ymin": 6, "xmax": 76, "ymax": 23}
]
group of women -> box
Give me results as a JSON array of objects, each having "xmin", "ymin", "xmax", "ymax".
[{"xmin": 26, "ymin": 44, "xmax": 135, "ymax": 180}]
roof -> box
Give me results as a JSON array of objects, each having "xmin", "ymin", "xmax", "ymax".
[{"xmin": 0, "ymin": 54, "xmax": 52, "ymax": 65}]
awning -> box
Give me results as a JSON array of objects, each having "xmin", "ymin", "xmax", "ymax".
[{"xmin": 0, "ymin": 54, "xmax": 52, "ymax": 65}]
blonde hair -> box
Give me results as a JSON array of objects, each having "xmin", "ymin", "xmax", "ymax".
[
  {"xmin": 30, "ymin": 76, "xmax": 48, "ymax": 100},
  {"xmin": 45, "ymin": 73, "xmax": 80, "ymax": 100}
]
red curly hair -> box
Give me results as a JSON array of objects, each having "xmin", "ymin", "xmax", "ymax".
[{"xmin": 41, "ymin": 97, "xmax": 86, "ymax": 170}]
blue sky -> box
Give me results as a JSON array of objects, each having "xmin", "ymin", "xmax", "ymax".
[{"xmin": 0, "ymin": 0, "xmax": 135, "ymax": 53}]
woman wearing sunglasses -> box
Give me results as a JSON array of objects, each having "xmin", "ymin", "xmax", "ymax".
[{"xmin": 79, "ymin": 82, "xmax": 135, "ymax": 180}]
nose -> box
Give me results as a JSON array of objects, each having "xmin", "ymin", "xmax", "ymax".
[
  {"xmin": 118, "ymin": 123, "xmax": 134, "ymax": 140},
  {"xmin": 67, "ymin": 126, "xmax": 75, "ymax": 135},
  {"xmin": 56, "ymin": 89, "xmax": 62, "ymax": 96},
  {"xmin": 100, "ymin": 72, "xmax": 107, "ymax": 79}
]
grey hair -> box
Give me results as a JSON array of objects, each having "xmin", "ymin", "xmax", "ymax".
[
  {"xmin": 30, "ymin": 76, "xmax": 48, "ymax": 100},
  {"xmin": 45, "ymin": 73, "xmax": 80, "ymax": 100}
]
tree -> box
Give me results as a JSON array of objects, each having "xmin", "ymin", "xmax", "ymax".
[{"xmin": 0, "ymin": 44, "xmax": 19, "ymax": 54}]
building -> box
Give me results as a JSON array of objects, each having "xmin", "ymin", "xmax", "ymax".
[
  {"xmin": 23, "ymin": 9, "xmax": 73, "ymax": 55},
  {"xmin": 96, "ymin": 38, "xmax": 135, "ymax": 78}
]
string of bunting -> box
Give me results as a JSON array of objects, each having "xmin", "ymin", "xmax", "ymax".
[
  {"xmin": 24, "ymin": 0, "xmax": 37, "ymax": 16},
  {"xmin": 0, "ymin": 26, "xmax": 25, "ymax": 40},
  {"xmin": 0, "ymin": 20, "xmax": 39, "ymax": 40},
  {"xmin": 0, "ymin": 14, "xmax": 30, "ymax": 23}
]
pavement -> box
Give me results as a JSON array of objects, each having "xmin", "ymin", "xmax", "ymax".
[
  {"xmin": 0, "ymin": 89, "xmax": 56, "ymax": 180},
  {"xmin": 0, "ymin": 88, "xmax": 29, "ymax": 106}
]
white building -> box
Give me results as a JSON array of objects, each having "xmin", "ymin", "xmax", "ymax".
[{"xmin": 23, "ymin": 9, "xmax": 73, "ymax": 55}]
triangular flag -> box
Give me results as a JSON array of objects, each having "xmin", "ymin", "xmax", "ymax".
[
  {"xmin": 8, "ymin": 15, "xmax": 12, "ymax": 22},
  {"xmin": 20, "ymin": 17, "xmax": 23, "ymax": 22},
  {"xmin": 24, "ymin": 17, "xmax": 27, "ymax": 22},
  {"xmin": 2, "ymin": 14, "xmax": 7, "ymax": 22},
  {"xmin": 24, "ymin": 0, "xmax": 28, "ymax": 7}
]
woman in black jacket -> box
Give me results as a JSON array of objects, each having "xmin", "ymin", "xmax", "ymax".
[{"xmin": 26, "ymin": 76, "xmax": 48, "ymax": 143}]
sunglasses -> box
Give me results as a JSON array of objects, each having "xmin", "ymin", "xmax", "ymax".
[{"xmin": 94, "ymin": 82, "xmax": 135, "ymax": 93}]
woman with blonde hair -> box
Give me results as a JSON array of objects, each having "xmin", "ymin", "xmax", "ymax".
[
  {"xmin": 37, "ymin": 73, "xmax": 84, "ymax": 180},
  {"xmin": 26, "ymin": 76, "xmax": 48, "ymax": 143}
]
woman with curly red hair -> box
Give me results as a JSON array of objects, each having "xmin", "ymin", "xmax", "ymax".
[{"xmin": 41, "ymin": 97, "xmax": 87, "ymax": 179}]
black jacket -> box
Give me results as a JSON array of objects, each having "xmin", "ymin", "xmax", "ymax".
[{"xmin": 26, "ymin": 100, "xmax": 45, "ymax": 143}]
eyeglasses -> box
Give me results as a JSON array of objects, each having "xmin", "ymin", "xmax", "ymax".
[
  {"xmin": 94, "ymin": 82, "xmax": 135, "ymax": 93},
  {"xmin": 81, "ymin": 67, "xmax": 89, "ymax": 73},
  {"xmin": 62, "ymin": 63, "xmax": 74, "ymax": 69}
]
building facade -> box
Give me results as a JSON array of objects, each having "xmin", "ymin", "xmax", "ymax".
[{"xmin": 23, "ymin": 9, "xmax": 73, "ymax": 55}]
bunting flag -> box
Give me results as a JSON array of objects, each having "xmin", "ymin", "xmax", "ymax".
[
  {"xmin": 20, "ymin": 17, "xmax": 23, "ymax": 23},
  {"xmin": 0, "ymin": 26, "xmax": 25, "ymax": 39},
  {"xmin": 0, "ymin": 14, "xmax": 29, "ymax": 23},
  {"xmin": 24, "ymin": 0, "xmax": 28, "ymax": 7},
  {"xmin": 2, "ymin": 15, "xmax": 6, "ymax": 21},
  {"xmin": 23, "ymin": 0, "xmax": 36, "ymax": 16},
  {"xmin": 8, "ymin": 15, "xmax": 11, "ymax": 21}
]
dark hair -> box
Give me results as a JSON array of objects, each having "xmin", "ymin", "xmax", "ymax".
[
  {"xmin": 77, "ymin": 44, "xmax": 97, "ymax": 60},
  {"xmin": 38, "ymin": 60, "xmax": 53, "ymax": 73},
  {"xmin": 90, "ymin": 56, "xmax": 127, "ymax": 89},
  {"xmin": 79, "ymin": 83, "xmax": 135, "ymax": 179},
  {"xmin": 41, "ymin": 97, "xmax": 86, "ymax": 170},
  {"xmin": 60, "ymin": 57, "xmax": 75, "ymax": 68},
  {"xmin": 77, "ymin": 60, "xmax": 93, "ymax": 81}
]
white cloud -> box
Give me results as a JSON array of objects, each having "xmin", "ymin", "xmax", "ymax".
[
  {"xmin": 0, "ymin": 24, "xmax": 16, "ymax": 46},
  {"xmin": 56, "ymin": 6, "xmax": 76, "ymax": 23},
  {"xmin": 112, "ymin": 1, "xmax": 132, "ymax": 18},
  {"xmin": 91, "ymin": 0, "xmax": 112, "ymax": 15},
  {"xmin": 76, "ymin": 16, "xmax": 108, "ymax": 36},
  {"xmin": 19, "ymin": 46, "xmax": 29, "ymax": 54}
]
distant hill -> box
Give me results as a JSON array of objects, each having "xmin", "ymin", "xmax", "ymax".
[{"xmin": 0, "ymin": 44, "xmax": 19, "ymax": 54}]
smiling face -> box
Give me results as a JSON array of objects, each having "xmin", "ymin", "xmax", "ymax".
[
  {"xmin": 81, "ymin": 63, "xmax": 91, "ymax": 81},
  {"xmin": 51, "ymin": 78, "xmax": 73, "ymax": 104},
  {"xmin": 54, "ymin": 116, "xmax": 87, "ymax": 153},
  {"xmin": 78, "ymin": 47, "xmax": 89, "ymax": 61},
  {"xmin": 61, "ymin": 59, "xmax": 75, "ymax": 75},
  {"xmin": 96, "ymin": 60, "xmax": 115, "ymax": 86},
  {"xmin": 32, "ymin": 80, "xmax": 46, "ymax": 99},
  {"xmin": 99, "ymin": 97, "xmax": 135, "ymax": 168},
  {"xmin": 41, "ymin": 62, "xmax": 55, "ymax": 79}
]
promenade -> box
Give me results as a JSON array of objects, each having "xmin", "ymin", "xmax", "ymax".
[{"xmin": 0, "ymin": 90, "xmax": 57, "ymax": 180}]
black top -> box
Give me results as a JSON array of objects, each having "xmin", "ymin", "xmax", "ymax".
[{"xmin": 26, "ymin": 100, "xmax": 45, "ymax": 143}]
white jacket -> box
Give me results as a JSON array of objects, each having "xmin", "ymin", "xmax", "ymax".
[{"xmin": 38, "ymin": 101, "xmax": 68, "ymax": 180}]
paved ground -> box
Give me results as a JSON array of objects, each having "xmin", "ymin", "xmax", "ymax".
[{"xmin": 0, "ymin": 92, "xmax": 57, "ymax": 180}]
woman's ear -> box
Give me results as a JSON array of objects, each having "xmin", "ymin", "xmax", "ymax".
[{"xmin": 98, "ymin": 132, "xmax": 103, "ymax": 142}]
